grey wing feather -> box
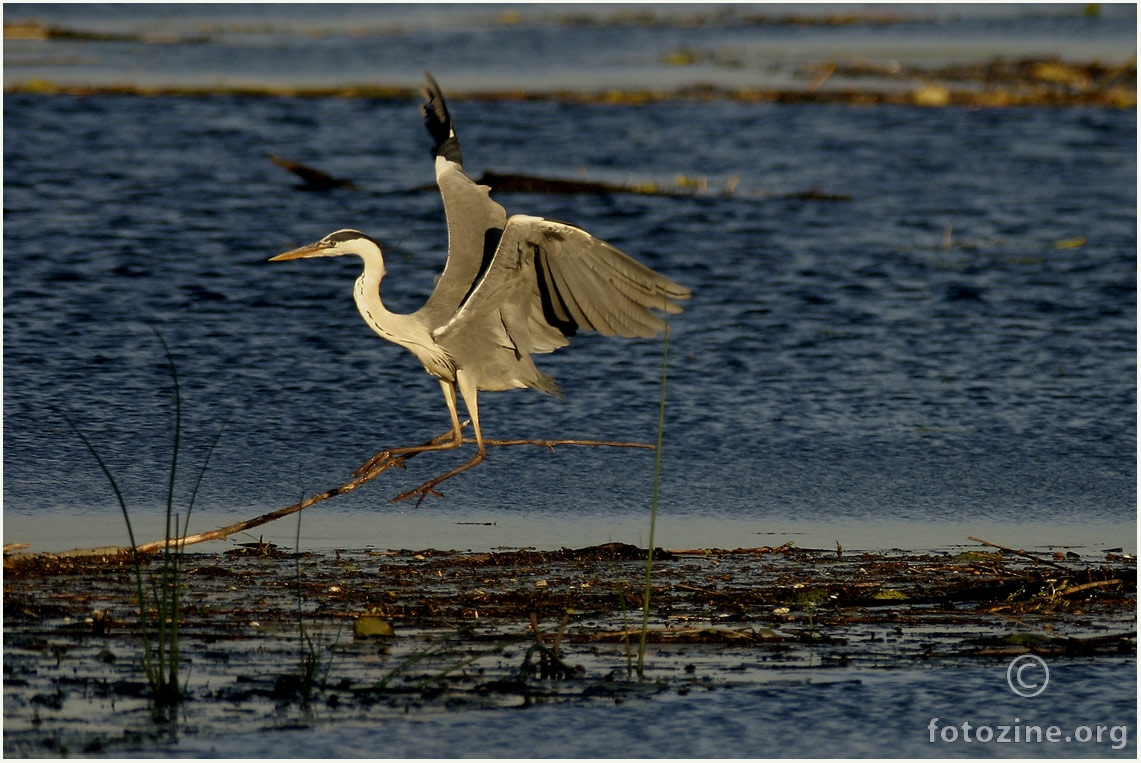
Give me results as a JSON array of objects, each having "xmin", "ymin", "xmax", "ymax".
[
  {"xmin": 437, "ymin": 215, "xmax": 690, "ymax": 355},
  {"xmin": 526, "ymin": 217, "xmax": 690, "ymax": 339},
  {"xmin": 416, "ymin": 76, "xmax": 509, "ymax": 326},
  {"xmin": 418, "ymin": 164, "xmax": 507, "ymax": 324}
]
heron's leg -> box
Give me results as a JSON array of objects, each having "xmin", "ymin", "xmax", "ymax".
[
  {"xmin": 439, "ymin": 377, "xmax": 466, "ymax": 446},
  {"xmin": 391, "ymin": 372, "xmax": 487, "ymax": 505},
  {"xmin": 352, "ymin": 379, "xmax": 466, "ymax": 477}
]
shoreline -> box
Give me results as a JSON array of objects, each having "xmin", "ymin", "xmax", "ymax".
[
  {"xmin": 5, "ymin": 509, "xmax": 1137, "ymax": 559},
  {"xmin": 5, "ymin": 59, "xmax": 1136, "ymax": 109}
]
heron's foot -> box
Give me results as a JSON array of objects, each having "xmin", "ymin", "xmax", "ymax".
[
  {"xmin": 352, "ymin": 450, "xmax": 406, "ymax": 478},
  {"xmin": 390, "ymin": 482, "xmax": 445, "ymax": 507},
  {"xmin": 389, "ymin": 449, "xmax": 486, "ymax": 506},
  {"xmin": 352, "ymin": 426, "xmax": 469, "ymax": 479}
]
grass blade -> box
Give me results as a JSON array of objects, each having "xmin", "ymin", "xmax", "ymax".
[
  {"xmin": 637, "ymin": 319, "xmax": 671, "ymax": 677},
  {"xmin": 53, "ymin": 406, "xmax": 157, "ymax": 688}
]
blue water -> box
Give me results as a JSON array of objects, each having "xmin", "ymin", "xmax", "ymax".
[
  {"xmin": 3, "ymin": 6, "xmax": 1137, "ymax": 759},
  {"xmin": 5, "ymin": 6, "xmax": 1136, "ymax": 553},
  {"xmin": 4, "ymin": 92, "xmax": 1135, "ymax": 551}
]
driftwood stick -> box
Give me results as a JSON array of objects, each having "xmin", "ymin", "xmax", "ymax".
[
  {"xmin": 1057, "ymin": 579, "xmax": 1122, "ymax": 597},
  {"xmin": 135, "ymin": 466, "xmax": 385, "ymax": 554},
  {"xmin": 168, "ymin": 435, "xmax": 651, "ymax": 551},
  {"xmin": 968, "ymin": 536, "xmax": 1069, "ymax": 571},
  {"xmin": 13, "ymin": 432, "xmax": 655, "ymax": 559},
  {"xmin": 6, "ymin": 437, "xmax": 433, "ymax": 562},
  {"xmin": 139, "ymin": 436, "xmax": 651, "ymax": 552}
]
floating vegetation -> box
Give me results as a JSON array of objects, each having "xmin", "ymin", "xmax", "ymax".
[
  {"xmin": 5, "ymin": 54, "xmax": 1136, "ymax": 109},
  {"xmin": 810, "ymin": 55, "xmax": 1138, "ymax": 109},
  {"xmin": 4, "ymin": 539, "xmax": 1134, "ymax": 755}
]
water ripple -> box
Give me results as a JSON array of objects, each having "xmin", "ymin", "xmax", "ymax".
[{"xmin": 3, "ymin": 94, "xmax": 1135, "ymax": 531}]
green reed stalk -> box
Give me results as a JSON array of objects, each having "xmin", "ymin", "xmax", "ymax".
[
  {"xmin": 637, "ymin": 320, "xmax": 671, "ymax": 677},
  {"xmin": 58, "ymin": 331, "xmax": 223, "ymax": 706},
  {"xmin": 155, "ymin": 331, "xmax": 181, "ymax": 702},
  {"xmin": 56, "ymin": 409, "xmax": 158, "ymax": 689},
  {"xmin": 294, "ymin": 504, "xmax": 322, "ymax": 697}
]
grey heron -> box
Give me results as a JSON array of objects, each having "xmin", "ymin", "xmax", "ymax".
[{"xmin": 271, "ymin": 74, "xmax": 691, "ymax": 503}]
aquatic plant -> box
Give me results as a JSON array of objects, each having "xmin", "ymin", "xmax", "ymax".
[
  {"xmin": 522, "ymin": 612, "xmax": 577, "ymax": 681},
  {"xmin": 291, "ymin": 509, "xmax": 343, "ymax": 700},
  {"xmin": 368, "ymin": 639, "xmax": 515, "ymax": 695},
  {"xmin": 637, "ymin": 318, "xmax": 673, "ymax": 677},
  {"xmin": 612, "ymin": 569, "xmax": 635, "ymax": 675},
  {"xmin": 793, "ymin": 588, "xmax": 830, "ymax": 638},
  {"xmin": 57, "ymin": 331, "xmax": 223, "ymax": 707}
]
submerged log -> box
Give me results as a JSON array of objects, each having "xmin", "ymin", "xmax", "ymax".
[{"xmin": 269, "ymin": 154, "xmax": 358, "ymax": 191}]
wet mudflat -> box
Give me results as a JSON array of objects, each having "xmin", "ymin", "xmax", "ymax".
[{"xmin": 4, "ymin": 541, "xmax": 1134, "ymax": 757}]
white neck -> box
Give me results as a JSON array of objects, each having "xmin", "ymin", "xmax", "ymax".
[{"xmin": 349, "ymin": 245, "xmax": 454, "ymax": 378}]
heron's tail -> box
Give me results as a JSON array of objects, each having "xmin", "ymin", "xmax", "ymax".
[{"xmin": 531, "ymin": 371, "xmax": 563, "ymax": 398}]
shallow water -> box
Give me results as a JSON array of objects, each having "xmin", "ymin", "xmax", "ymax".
[
  {"xmin": 2, "ymin": 8, "xmax": 1137, "ymax": 758},
  {"xmin": 169, "ymin": 662, "xmax": 1137, "ymax": 758},
  {"xmin": 5, "ymin": 5, "xmax": 1136, "ymax": 556},
  {"xmin": 4, "ymin": 93, "xmax": 1135, "ymax": 553}
]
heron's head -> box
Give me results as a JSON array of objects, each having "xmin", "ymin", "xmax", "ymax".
[{"xmin": 270, "ymin": 229, "xmax": 383, "ymax": 264}]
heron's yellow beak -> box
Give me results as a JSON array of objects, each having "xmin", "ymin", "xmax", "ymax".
[{"xmin": 269, "ymin": 243, "xmax": 326, "ymax": 262}]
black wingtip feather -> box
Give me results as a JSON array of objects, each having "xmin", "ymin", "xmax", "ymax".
[
  {"xmin": 421, "ymin": 71, "xmax": 463, "ymax": 165},
  {"xmin": 533, "ymin": 248, "xmax": 579, "ymax": 337}
]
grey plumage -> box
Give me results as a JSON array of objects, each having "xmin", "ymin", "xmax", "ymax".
[{"xmin": 271, "ymin": 73, "xmax": 690, "ymax": 501}]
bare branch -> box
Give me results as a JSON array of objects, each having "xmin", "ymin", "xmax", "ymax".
[{"xmin": 10, "ymin": 433, "xmax": 654, "ymax": 559}]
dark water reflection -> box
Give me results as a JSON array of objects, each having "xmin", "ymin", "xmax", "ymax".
[
  {"xmin": 3, "ymin": 94, "xmax": 1136, "ymax": 547},
  {"xmin": 170, "ymin": 660, "xmax": 1136, "ymax": 758}
]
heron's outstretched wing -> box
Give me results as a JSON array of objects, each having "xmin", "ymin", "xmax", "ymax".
[
  {"xmin": 435, "ymin": 214, "xmax": 690, "ymax": 361},
  {"xmin": 417, "ymin": 73, "xmax": 508, "ymax": 326},
  {"xmin": 524, "ymin": 217, "xmax": 690, "ymax": 340}
]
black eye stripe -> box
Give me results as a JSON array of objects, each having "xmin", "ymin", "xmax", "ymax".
[{"xmin": 323, "ymin": 229, "xmax": 377, "ymax": 247}]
